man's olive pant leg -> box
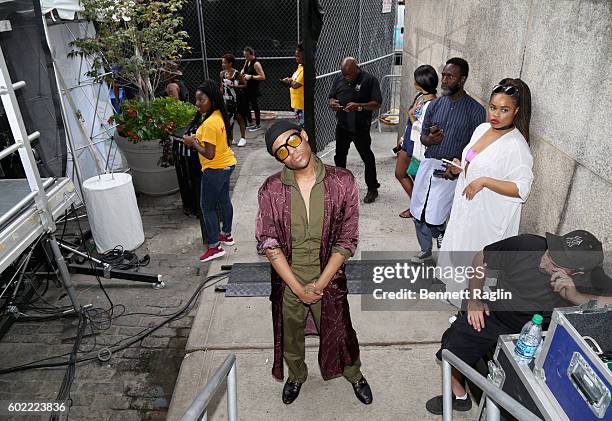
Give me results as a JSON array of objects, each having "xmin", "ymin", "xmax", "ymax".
[{"xmin": 282, "ymin": 287, "xmax": 363, "ymax": 383}]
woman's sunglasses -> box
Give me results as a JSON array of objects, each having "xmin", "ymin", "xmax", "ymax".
[
  {"xmin": 273, "ymin": 132, "xmax": 303, "ymax": 161},
  {"xmin": 492, "ymin": 84, "xmax": 519, "ymax": 97}
]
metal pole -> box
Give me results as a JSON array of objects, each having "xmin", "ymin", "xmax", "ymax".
[
  {"xmin": 486, "ymin": 396, "xmax": 501, "ymax": 421},
  {"xmin": 227, "ymin": 361, "xmax": 237, "ymax": 421},
  {"xmin": 41, "ymin": 16, "xmax": 86, "ymax": 201},
  {"xmin": 195, "ymin": 0, "xmax": 209, "ymax": 79},
  {"xmin": 442, "ymin": 359, "xmax": 453, "ymax": 421},
  {"xmin": 48, "ymin": 235, "xmax": 81, "ymax": 313}
]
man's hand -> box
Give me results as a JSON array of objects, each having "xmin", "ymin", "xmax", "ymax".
[
  {"xmin": 550, "ymin": 271, "xmax": 584, "ymax": 303},
  {"xmin": 463, "ymin": 177, "xmax": 487, "ymax": 200},
  {"xmin": 281, "ymin": 77, "xmax": 292, "ymax": 85},
  {"xmin": 182, "ymin": 134, "xmax": 196, "ymax": 148},
  {"xmin": 344, "ymin": 102, "xmax": 359, "ymax": 112},
  {"xmin": 421, "ymin": 130, "xmax": 444, "ymax": 146},
  {"xmin": 467, "ymin": 298, "xmax": 490, "ymax": 332},
  {"xmin": 449, "ymin": 158, "xmax": 463, "ymax": 175},
  {"xmin": 296, "ymin": 284, "xmax": 322, "ymax": 304},
  {"xmin": 329, "ymin": 98, "xmax": 343, "ymax": 112}
]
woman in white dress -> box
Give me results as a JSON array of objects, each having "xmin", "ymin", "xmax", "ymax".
[{"xmin": 437, "ymin": 78, "xmax": 534, "ymax": 304}]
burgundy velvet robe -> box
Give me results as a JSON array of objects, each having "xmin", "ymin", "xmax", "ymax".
[{"xmin": 255, "ymin": 164, "xmax": 360, "ymax": 381}]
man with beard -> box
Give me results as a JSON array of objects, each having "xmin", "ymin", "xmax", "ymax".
[
  {"xmin": 425, "ymin": 230, "xmax": 610, "ymax": 416},
  {"xmin": 256, "ymin": 120, "xmax": 373, "ymax": 406},
  {"xmin": 409, "ymin": 57, "xmax": 486, "ymax": 263}
]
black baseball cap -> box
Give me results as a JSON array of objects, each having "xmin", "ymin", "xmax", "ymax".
[
  {"xmin": 545, "ymin": 230, "xmax": 604, "ymax": 272},
  {"xmin": 265, "ymin": 120, "xmax": 302, "ymax": 156}
]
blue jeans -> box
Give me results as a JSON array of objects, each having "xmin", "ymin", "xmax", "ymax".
[
  {"xmin": 295, "ymin": 109, "xmax": 304, "ymax": 127},
  {"xmin": 413, "ymin": 217, "xmax": 445, "ymax": 253},
  {"xmin": 200, "ymin": 166, "xmax": 235, "ymax": 247}
]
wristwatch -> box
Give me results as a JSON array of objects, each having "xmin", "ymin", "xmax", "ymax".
[{"xmin": 357, "ymin": 105, "xmax": 363, "ymax": 112}]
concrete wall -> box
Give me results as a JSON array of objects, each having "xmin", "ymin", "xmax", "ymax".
[{"xmin": 401, "ymin": 0, "xmax": 612, "ymax": 261}]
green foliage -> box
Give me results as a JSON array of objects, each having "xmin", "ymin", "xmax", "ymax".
[
  {"xmin": 111, "ymin": 96, "xmax": 197, "ymax": 143},
  {"xmin": 69, "ymin": 0, "xmax": 190, "ymax": 103}
]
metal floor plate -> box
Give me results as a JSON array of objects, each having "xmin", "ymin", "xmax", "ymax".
[{"xmin": 225, "ymin": 261, "xmax": 445, "ymax": 297}]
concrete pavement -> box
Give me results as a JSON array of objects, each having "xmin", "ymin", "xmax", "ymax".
[{"xmin": 167, "ymin": 127, "xmax": 476, "ymax": 420}]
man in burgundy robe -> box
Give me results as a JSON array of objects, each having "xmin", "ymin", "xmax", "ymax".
[{"xmin": 256, "ymin": 120, "xmax": 372, "ymax": 405}]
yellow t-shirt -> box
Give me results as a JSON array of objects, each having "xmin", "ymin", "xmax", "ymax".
[
  {"xmin": 290, "ymin": 64, "xmax": 304, "ymax": 110},
  {"xmin": 196, "ymin": 110, "xmax": 237, "ymax": 171}
]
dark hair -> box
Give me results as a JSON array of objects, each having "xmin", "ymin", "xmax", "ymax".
[
  {"xmin": 296, "ymin": 42, "xmax": 304, "ymax": 52},
  {"xmin": 414, "ymin": 64, "xmax": 438, "ymax": 94},
  {"xmin": 243, "ymin": 46, "xmax": 255, "ymax": 56},
  {"xmin": 196, "ymin": 80, "xmax": 233, "ymax": 146},
  {"xmin": 446, "ymin": 57, "xmax": 469, "ymax": 78},
  {"xmin": 491, "ymin": 78, "xmax": 532, "ymax": 143},
  {"xmin": 222, "ymin": 53, "xmax": 235, "ymax": 65}
]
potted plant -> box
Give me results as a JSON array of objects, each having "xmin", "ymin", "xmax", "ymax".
[
  {"xmin": 110, "ymin": 97, "xmax": 196, "ymax": 195},
  {"xmin": 70, "ymin": 0, "xmax": 195, "ymax": 195}
]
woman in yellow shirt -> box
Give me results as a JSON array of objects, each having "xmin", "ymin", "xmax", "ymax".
[{"xmin": 183, "ymin": 80, "xmax": 237, "ymax": 262}]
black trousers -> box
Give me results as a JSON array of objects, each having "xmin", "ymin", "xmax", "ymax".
[
  {"xmin": 173, "ymin": 141, "xmax": 207, "ymax": 244},
  {"xmin": 334, "ymin": 125, "xmax": 379, "ymax": 190},
  {"xmin": 435, "ymin": 312, "xmax": 515, "ymax": 366},
  {"xmin": 246, "ymin": 90, "xmax": 261, "ymax": 125}
]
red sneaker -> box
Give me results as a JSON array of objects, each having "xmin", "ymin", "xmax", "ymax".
[
  {"xmin": 199, "ymin": 246, "xmax": 225, "ymax": 262},
  {"xmin": 219, "ymin": 233, "xmax": 235, "ymax": 246}
]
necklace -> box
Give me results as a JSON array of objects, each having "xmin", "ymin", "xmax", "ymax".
[{"xmin": 492, "ymin": 123, "xmax": 515, "ymax": 131}]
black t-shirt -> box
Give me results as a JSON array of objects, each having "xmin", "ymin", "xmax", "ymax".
[
  {"xmin": 483, "ymin": 234, "xmax": 603, "ymax": 331},
  {"xmin": 328, "ymin": 70, "xmax": 382, "ymax": 132}
]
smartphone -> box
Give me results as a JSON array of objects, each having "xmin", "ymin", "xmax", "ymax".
[
  {"xmin": 429, "ymin": 124, "xmax": 440, "ymax": 134},
  {"xmin": 441, "ymin": 158, "xmax": 462, "ymax": 169}
]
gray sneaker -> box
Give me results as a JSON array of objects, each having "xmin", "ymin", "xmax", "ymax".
[{"xmin": 410, "ymin": 250, "xmax": 432, "ymax": 263}]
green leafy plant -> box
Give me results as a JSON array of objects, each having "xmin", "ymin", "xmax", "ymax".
[
  {"xmin": 111, "ymin": 97, "xmax": 196, "ymax": 143},
  {"xmin": 70, "ymin": 0, "xmax": 190, "ymax": 104},
  {"xmin": 109, "ymin": 97, "xmax": 197, "ymax": 167}
]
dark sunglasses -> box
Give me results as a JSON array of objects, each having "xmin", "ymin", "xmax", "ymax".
[
  {"xmin": 492, "ymin": 84, "xmax": 519, "ymax": 97},
  {"xmin": 273, "ymin": 132, "xmax": 303, "ymax": 161}
]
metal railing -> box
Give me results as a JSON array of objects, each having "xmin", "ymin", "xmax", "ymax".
[
  {"xmin": 441, "ymin": 349, "xmax": 541, "ymax": 421},
  {"xmin": 180, "ymin": 354, "xmax": 237, "ymax": 421},
  {"xmin": 376, "ymin": 73, "xmax": 401, "ymax": 133}
]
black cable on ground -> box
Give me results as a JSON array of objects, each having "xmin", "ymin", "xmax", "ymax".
[{"xmin": 0, "ymin": 271, "xmax": 229, "ymax": 375}]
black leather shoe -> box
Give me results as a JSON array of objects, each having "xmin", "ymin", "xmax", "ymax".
[
  {"xmin": 363, "ymin": 189, "xmax": 378, "ymax": 203},
  {"xmin": 282, "ymin": 380, "xmax": 302, "ymax": 404},
  {"xmin": 352, "ymin": 377, "xmax": 373, "ymax": 404}
]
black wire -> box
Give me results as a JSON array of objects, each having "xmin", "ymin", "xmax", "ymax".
[{"xmin": 0, "ymin": 272, "xmax": 228, "ymax": 375}]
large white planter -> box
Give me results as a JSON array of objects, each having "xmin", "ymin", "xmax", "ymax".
[{"xmin": 114, "ymin": 133, "xmax": 179, "ymax": 196}]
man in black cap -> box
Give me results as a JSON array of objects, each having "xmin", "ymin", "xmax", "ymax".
[
  {"xmin": 328, "ymin": 57, "xmax": 382, "ymax": 203},
  {"xmin": 255, "ymin": 120, "xmax": 373, "ymax": 406},
  {"xmin": 425, "ymin": 230, "xmax": 610, "ymax": 416}
]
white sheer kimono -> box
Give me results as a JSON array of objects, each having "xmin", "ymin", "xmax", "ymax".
[{"xmin": 437, "ymin": 123, "xmax": 534, "ymax": 306}]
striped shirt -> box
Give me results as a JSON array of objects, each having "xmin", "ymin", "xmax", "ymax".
[{"xmin": 422, "ymin": 94, "xmax": 486, "ymax": 160}]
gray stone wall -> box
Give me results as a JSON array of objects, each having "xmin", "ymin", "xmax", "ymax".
[{"xmin": 401, "ymin": 0, "xmax": 612, "ymax": 263}]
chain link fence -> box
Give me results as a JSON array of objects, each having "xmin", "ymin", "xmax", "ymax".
[
  {"xmin": 313, "ymin": 0, "xmax": 396, "ymax": 152},
  {"xmin": 179, "ymin": 0, "xmax": 300, "ymax": 111},
  {"xmin": 179, "ymin": 0, "xmax": 396, "ymax": 151}
]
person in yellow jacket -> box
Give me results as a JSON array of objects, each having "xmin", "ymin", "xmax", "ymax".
[
  {"xmin": 183, "ymin": 80, "xmax": 237, "ymax": 262},
  {"xmin": 282, "ymin": 43, "xmax": 304, "ymax": 127}
]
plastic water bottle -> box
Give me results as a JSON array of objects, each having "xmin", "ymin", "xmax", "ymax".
[{"xmin": 513, "ymin": 314, "xmax": 543, "ymax": 365}]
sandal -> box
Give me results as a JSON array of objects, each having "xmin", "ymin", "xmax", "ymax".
[{"xmin": 399, "ymin": 209, "xmax": 412, "ymax": 218}]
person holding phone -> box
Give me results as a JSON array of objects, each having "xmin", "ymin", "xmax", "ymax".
[
  {"xmin": 183, "ymin": 80, "xmax": 237, "ymax": 263},
  {"xmin": 281, "ymin": 43, "xmax": 305, "ymax": 127},
  {"xmin": 409, "ymin": 58, "xmax": 486, "ymax": 263},
  {"xmin": 328, "ymin": 57, "xmax": 382, "ymax": 203},
  {"xmin": 436, "ymin": 78, "xmax": 534, "ymax": 305}
]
